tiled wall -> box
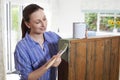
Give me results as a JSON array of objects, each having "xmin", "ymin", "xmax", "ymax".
[{"xmin": 0, "ymin": 0, "xmax": 5, "ymax": 80}]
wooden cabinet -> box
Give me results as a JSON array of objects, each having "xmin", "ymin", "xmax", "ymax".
[{"xmin": 58, "ymin": 36, "xmax": 120, "ymax": 80}]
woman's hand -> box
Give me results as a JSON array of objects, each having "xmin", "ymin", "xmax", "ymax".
[
  {"xmin": 45, "ymin": 53, "xmax": 62, "ymax": 69},
  {"xmin": 52, "ymin": 54, "xmax": 61, "ymax": 67}
]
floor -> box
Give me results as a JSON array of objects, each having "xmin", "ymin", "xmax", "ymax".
[
  {"xmin": 6, "ymin": 67, "xmax": 120, "ymax": 80},
  {"xmin": 6, "ymin": 74, "xmax": 120, "ymax": 80}
]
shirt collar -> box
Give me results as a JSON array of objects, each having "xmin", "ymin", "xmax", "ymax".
[{"xmin": 24, "ymin": 32, "xmax": 51, "ymax": 48}]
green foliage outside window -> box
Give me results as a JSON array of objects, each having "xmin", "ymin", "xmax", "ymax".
[
  {"xmin": 11, "ymin": 6, "xmax": 19, "ymax": 31},
  {"xmin": 100, "ymin": 17, "xmax": 114, "ymax": 32},
  {"xmin": 116, "ymin": 17, "xmax": 120, "ymax": 28},
  {"xmin": 85, "ymin": 13, "xmax": 97, "ymax": 31}
]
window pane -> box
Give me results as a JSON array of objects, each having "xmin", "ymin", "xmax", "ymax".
[
  {"xmin": 12, "ymin": 5, "xmax": 19, "ymax": 31},
  {"xmin": 100, "ymin": 16, "xmax": 114, "ymax": 32},
  {"xmin": 116, "ymin": 17, "xmax": 120, "ymax": 28},
  {"xmin": 85, "ymin": 13, "xmax": 97, "ymax": 31},
  {"xmin": 10, "ymin": 5, "xmax": 21, "ymax": 71},
  {"xmin": 116, "ymin": 17, "xmax": 120, "ymax": 32}
]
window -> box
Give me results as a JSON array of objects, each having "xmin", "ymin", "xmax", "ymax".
[
  {"xmin": 100, "ymin": 16, "xmax": 114, "ymax": 32},
  {"xmin": 85, "ymin": 11, "xmax": 120, "ymax": 33},
  {"xmin": 5, "ymin": 2, "xmax": 23, "ymax": 73}
]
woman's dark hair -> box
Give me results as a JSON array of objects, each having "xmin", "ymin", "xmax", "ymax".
[{"xmin": 21, "ymin": 4, "xmax": 44, "ymax": 38}]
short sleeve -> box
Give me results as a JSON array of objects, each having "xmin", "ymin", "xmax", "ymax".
[{"xmin": 14, "ymin": 44, "xmax": 32, "ymax": 80}]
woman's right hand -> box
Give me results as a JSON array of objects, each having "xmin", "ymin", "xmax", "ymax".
[
  {"xmin": 45, "ymin": 53, "xmax": 61, "ymax": 69},
  {"xmin": 52, "ymin": 54, "xmax": 61, "ymax": 67}
]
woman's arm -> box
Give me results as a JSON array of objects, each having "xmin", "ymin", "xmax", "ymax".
[{"xmin": 28, "ymin": 54, "xmax": 61, "ymax": 80}]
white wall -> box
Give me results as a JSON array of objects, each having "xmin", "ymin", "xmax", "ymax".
[
  {"xmin": 81, "ymin": 0, "xmax": 120, "ymax": 10},
  {"xmin": 5, "ymin": 0, "xmax": 48, "ymax": 4}
]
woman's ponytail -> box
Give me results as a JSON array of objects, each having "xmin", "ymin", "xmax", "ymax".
[{"xmin": 21, "ymin": 18, "xmax": 30, "ymax": 38}]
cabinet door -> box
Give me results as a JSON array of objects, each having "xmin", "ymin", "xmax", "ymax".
[{"xmin": 69, "ymin": 41, "xmax": 87, "ymax": 80}]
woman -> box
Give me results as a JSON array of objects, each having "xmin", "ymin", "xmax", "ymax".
[{"xmin": 14, "ymin": 4, "xmax": 61, "ymax": 80}]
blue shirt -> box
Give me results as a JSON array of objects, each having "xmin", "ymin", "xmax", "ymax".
[{"xmin": 14, "ymin": 31, "xmax": 61, "ymax": 80}]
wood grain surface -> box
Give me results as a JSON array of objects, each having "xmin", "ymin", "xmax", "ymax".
[{"xmin": 58, "ymin": 36, "xmax": 120, "ymax": 80}]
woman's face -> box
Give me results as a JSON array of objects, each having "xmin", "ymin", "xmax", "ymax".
[{"xmin": 26, "ymin": 9, "xmax": 47, "ymax": 34}]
